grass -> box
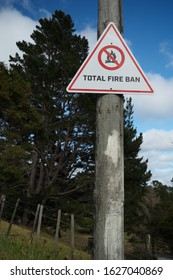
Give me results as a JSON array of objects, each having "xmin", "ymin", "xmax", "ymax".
[
  {"xmin": 0, "ymin": 220, "xmax": 148, "ymax": 260},
  {"xmin": 0, "ymin": 220, "xmax": 91, "ymax": 260}
]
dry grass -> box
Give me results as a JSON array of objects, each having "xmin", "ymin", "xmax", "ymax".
[{"xmin": 0, "ymin": 220, "xmax": 91, "ymax": 260}]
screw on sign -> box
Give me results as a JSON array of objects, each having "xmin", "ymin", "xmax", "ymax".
[{"xmin": 98, "ymin": 45, "xmax": 125, "ymax": 70}]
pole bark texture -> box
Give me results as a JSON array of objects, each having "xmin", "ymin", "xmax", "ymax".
[{"xmin": 94, "ymin": 0, "xmax": 124, "ymax": 260}]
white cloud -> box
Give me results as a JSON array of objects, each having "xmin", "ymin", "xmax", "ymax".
[
  {"xmin": 0, "ymin": 10, "xmax": 96, "ymax": 65},
  {"xmin": 132, "ymin": 73, "xmax": 173, "ymax": 121},
  {"xmin": 142, "ymin": 150, "xmax": 173, "ymax": 185},
  {"xmin": 78, "ymin": 25, "xmax": 97, "ymax": 53},
  {"xmin": 159, "ymin": 41, "xmax": 173, "ymax": 68},
  {"xmin": 140, "ymin": 129, "xmax": 173, "ymax": 185},
  {"xmin": 38, "ymin": 8, "xmax": 51, "ymax": 19},
  {"xmin": 142, "ymin": 129, "xmax": 173, "ymax": 151},
  {"xmin": 21, "ymin": 0, "xmax": 32, "ymax": 12},
  {"xmin": 0, "ymin": 8, "xmax": 37, "ymax": 65},
  {"xmin": 0, "ymin": 0, "xmax": 33, "ymax": 12}
]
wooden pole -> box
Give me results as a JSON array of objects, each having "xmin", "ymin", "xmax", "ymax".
[
  {"xmin": 98, "ymin": 0, "xmax": 123, "ymax": 36},
  {"xmin": 54, "ymin": 209, "xmax": 61, "ymax": 254},
  {"xmin": 94, "ymin": 0, "xmax": 124, "ymax": 260},
  {"xmin": 6, "ymin": 198, "xmax": 20, "ymax": 236}
]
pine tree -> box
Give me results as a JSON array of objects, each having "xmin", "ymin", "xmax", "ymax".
[
  {"xmin": 152, "ymin": 181, "xmax": 173, "ymax": 252},
  {"xmin": 0, "ymin": 62, "xmax": 40, "ymax": 196},
  {"xmin": 124, "ymin": 97, "xmax": 152, "ymax": 230},
  {"xmin": 9, "ymin": 10, "xmax": 95, "ymax": 211},
  {"xmin": 135, "ymin": 181, "xmax": 173, "ymax": 258}
]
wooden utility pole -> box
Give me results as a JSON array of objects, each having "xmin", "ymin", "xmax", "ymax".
[{"xmin": 94, "ymin": 0, "xmax": 124, "ymax": 260}]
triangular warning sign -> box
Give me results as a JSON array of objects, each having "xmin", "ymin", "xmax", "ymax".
[{"xmin": 67, "ymin": 22, "xmax": 154, "ymax": 94}]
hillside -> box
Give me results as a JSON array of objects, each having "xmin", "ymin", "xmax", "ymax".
[{"xmin": 0, "ymin": 220, "xmax": 90, "ymax": 260}]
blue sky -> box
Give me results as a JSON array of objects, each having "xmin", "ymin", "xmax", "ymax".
[{"xmin": 0, "ymin": 0, "xmax": 173, "ymax": 185}]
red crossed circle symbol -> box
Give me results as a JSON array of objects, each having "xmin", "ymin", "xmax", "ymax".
[{"xmin": 98, "ymin": 45, "xmax": 125, "ymax": 70}]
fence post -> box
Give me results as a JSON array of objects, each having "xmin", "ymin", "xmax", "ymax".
[
  {"xmin": 54, "ymin": 209, "xmax": 61, "ymax": 254},
  {"xmin": 146, "ymin": 233, "xmax": 152, "ymax": 259},
  {"xmin": 6, "ymin": 198, "xmax": 20, "ymax": 236},
  {"xmin": 30, "ymin": 204, "xmax": 41, "ymax": 243},
  {"xmin": 70, "ymin": 214, "xmax": 75, "ymax": 259},
  {"xmin": 35, "ymin": 204, "xmax": 43, "ymax": 244},
  {"xmin": 0, "ymin": 195, "xmax": 6, "ymax": 224}
]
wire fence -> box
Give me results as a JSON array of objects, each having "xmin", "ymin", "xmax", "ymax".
[
  {"xmin": 0, "ymin": 194, "xmax": 155, "ymax": 260},
  {"xmin": 0, "ymin": 194, "xmax": 92, "ymax": 258}
]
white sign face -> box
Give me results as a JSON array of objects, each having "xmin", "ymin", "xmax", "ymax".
[{"xmin": 67, "ymin": 22, "xmax": 154, "ymax": 94}]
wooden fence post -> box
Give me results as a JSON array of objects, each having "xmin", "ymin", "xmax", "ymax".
[
  {"xmin": 146, "ymin": 233, "xmax": 151, "ymax": 259},
  {"xmin": 70, "ymin": 214, "xmax": 75, "ymax": 259},
  {"xmin": 0, "ymin": 195, "xmax": 6, "ymax": 224},
  {"xmin": 54, "ymin": 209, "xmax": 61, "ymax": 254},
  {"xmin": 35, "ymin": 204, "xmax": 43, "ymax": 244},
  {"xmin": 6, "ymin": 198, "xmax": 20, "ymax": 236},
  {"xmin": 30, "ymin": 204, "xmax": 40, "ymax": 243}
]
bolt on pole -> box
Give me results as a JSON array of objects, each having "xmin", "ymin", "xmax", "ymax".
[{"xmin": 94, "ymin": 0, "xmax": 124, "ymax": 260}]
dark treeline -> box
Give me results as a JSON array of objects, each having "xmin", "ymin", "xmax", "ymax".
[{"xmin": 0, "ymin": 10, "xmax": 173, "ymax": 259}]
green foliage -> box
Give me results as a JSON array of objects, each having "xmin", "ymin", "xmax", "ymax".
[
  {"xmin": 124, "ymin": 98, "xmax": 152, "ymax": 230},
  {"xmin": 0, "ymin": 63, "xmax": 39, "ymax": 194},
  {"xmin": 132, "ymin": 181, "xmax": 173, "ymax": 257},
  {"xmin": 0, "ymin": 10, "xmax": 96, "ymax": 228},
  {"xmin": 152, "ymin": 181, "xmax": 173, "ymax": 250}
]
